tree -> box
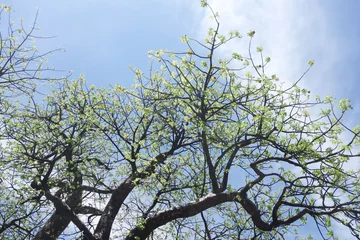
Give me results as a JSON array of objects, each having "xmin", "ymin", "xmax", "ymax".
[
  {"xmin": 0, "ymin": 4, "xmax": 68, "ymax": 239},
  {"xmin": 1, "ymin": 2, "xmax": 360, "ymax": 240}
]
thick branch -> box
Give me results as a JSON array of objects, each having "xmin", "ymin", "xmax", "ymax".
[
  {"xmin": 32, "ymin": 213, "xmax": 71, "ymax": 240},
  {"xmin": 201, "ymin": 130, "xmax": 219, "ymax": 193},
  {"xmin": 43, "ymin": 190, "xmax": 95, "ymax": 240},
  {"xmin": 93, "ymin": 148, "xmax": 178, "ymax": 239},
  {"xmin": 93, "ymin": 175, "xmax": 135, "ymax": 240},
  {"xmin": 125, "ymin": 192, "xmax": 240, "ymax": 240},
  {"xmin": 75, "ymin": 206, "xmax": 103, "ymax": 215}
]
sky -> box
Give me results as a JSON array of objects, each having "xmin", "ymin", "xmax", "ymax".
[{"xmin": 3, "ymin": 0, "xmax": 360, "ymax": 239}]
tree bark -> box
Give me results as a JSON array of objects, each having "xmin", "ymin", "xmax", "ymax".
[
  {"xmin": 125, "ymin": 192, "xmax": 240, "ymax": 240},
  {"xmin": 33, "ymin": 213, "xmax": 70, "ymax": 240},
  {"xmin": 93, "ymin": 176, "xmax": 135, "ymax": 240}
]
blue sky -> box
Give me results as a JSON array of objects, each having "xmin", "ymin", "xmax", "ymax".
[
  {"xmin": 4, "ymin": 0, "xmax": 200, "ymax": 87},
  {"xmin": 4, "ymin": 0, "xmax": 360, "ymax": 239}
]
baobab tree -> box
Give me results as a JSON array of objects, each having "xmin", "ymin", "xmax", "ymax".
[{"xmin": 1, "ymin": 2, "xmax": 360, "ymax": 240}]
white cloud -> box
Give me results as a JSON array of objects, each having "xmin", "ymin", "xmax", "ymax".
[{"xmin": 198, "ymin": 0, "xmax": 340, "ymax": 95}]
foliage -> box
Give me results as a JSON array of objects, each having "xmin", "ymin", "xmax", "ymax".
[
  {"xmin": 1, "ymin": 2, "xmax": 360, "ymax": 240},
  {"xmin": 0, "ymin": 5, "xmax": 66, "ymax": 97},
  {"xmin": 0, "ymin": 5, "xmax": 68, "ymax": 239}
]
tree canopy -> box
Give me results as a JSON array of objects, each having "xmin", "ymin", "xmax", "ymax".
[{"xmin": 1, "ymin": 2, "xmax": 360, "ymax": 240}]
